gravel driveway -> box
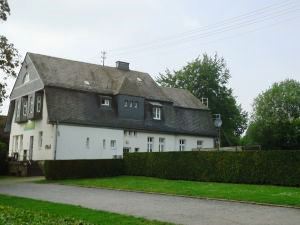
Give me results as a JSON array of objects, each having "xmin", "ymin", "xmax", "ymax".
[{"xmin": 0, "ymin": 178, "xmax": 299, "ymax": 225}]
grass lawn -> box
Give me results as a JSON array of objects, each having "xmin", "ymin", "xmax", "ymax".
[
  {"xmin": 0, "ymin": 194, "xmax": 172, "ymax": 225},
  {"xmin": 50, "ymin": 176, "xmax": 300, "ymax": 207}
]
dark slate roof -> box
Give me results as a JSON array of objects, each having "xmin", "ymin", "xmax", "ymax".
[
  {"xmin": 161, "ymin": 87, "xmax": 207, "ymax": 110},
  {"xmin": 45, "ymin": 87, "xmax": 217, "ymax": 137},
  {"xmin": 29, "ymin": 53, "xmax": 170, "ymax": 102}
]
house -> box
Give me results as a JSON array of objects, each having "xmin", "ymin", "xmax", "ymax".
[{"xmin": 5, "ymin": 53, "xmax": 217, "ymax": 161}]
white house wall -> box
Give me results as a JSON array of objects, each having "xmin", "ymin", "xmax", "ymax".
[
  {"xmin": 9, "ymin": 93, "xmax": 55, "ymax": 160},
  {"xmin": 55, "ymin": 125, "xmax": 123, "ymax": 160},
  {"xmin": 124, "ymin": 131, "xmax": 214, "ymax": 152}
]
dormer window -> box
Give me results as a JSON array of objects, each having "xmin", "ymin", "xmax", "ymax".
[
  {"xmin": 149, "ymin": 102, "xmax": 162, "ymax": 120},
  {"xmin": 153, "ymin": 107, "xmax": 161, "ymax": 120},
  {"xmin": 101, "ymin": 99, "xmax": 110, "ymax": 106},
  {"xmin": 22, "ymin": 73, "xmax": 30, "ymax": 84},
  {"xmin": 134, "ymin": 101, "xmax": 138, "ymax": 108},
  {"xmin": 99, "ymin": 96, "xmax": 112, "ymax": 107}
]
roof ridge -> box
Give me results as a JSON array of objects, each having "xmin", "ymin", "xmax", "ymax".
[{"xmin": 28, "ymin": 52, "xmax": 148, "ymax": 74}]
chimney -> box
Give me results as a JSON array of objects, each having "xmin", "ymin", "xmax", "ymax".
[{"xmin": 116, "ymin": 61, "xmax": 130, "ymax": 71}]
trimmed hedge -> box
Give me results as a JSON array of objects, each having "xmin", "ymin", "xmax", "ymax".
[
  {"xmin": 124, "ymin": 151, "xmax": 300, "ymax": 186},
  {"xmin": 44, "ymin": 159, "xmax": 124, "ymax": 180}
]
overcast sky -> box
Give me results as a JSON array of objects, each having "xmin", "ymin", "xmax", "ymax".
[{"xmin": 1, "ymin": 0, "xmax": 300, "ymax": 115}]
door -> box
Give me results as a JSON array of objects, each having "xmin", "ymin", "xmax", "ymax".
[{"xmin": 29, "ymin": 136, "xmax": 34, "ymax": 160}]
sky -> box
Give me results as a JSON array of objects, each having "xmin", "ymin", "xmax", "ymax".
[{"xmin": 1, "ymin": 0, "xmax": 300, "ymax": 115}]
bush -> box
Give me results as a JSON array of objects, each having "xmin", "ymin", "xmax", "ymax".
[
  {"xmin": 44, "ymin": 159, "xmax": 124, "ymax": 180},
  {"xmin": 0, "ymin": 141, "xmax": 8, "ymax": 175},
  {"xmin": 124, "ymin": 151, "xmax": 300, "ymax": 186}
]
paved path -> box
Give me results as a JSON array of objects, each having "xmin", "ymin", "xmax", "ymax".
[{"xmin": 0, "ymin": 178, "xmax": 299, "ymax": 225}]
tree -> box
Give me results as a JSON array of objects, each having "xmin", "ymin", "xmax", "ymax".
[
  {"xmin": 0, "ymin": 0, "xmax": 20, "ymax": 109},
  {"xmin": 244, "ymin": 79, "xmax": 300, "ymax": 149},
  {"xmin": 157, "ymin": 53, "xmax": 248, "ymax": 146}
]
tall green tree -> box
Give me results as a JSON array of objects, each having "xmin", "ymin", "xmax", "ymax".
[
  {"xmin": 244, "ymin": 79, "xmax": 300, "ymax": 149},
  {"xmin": 0, "ymin": 0, "xmax": 19, "ymax": 109},
  {"xmin": 157, "ymin": 53, "xmax": 248, "ymax": 146}
]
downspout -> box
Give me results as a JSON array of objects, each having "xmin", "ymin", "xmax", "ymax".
[{"xmin": 53, "ymin": 120, "xmax": 59, "ymax": 160}]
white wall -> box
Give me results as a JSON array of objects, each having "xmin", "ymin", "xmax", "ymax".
[
  {"xmin": 56, "ymin": 125, "xmax": 123, "ymax": 160},
  {"xmin": 123, "ymin": 131, "xmax": 214, "ymax": 152},
  {"xmin": 9, "ymin": 92, "xmax": 55, "ymax": 161}
]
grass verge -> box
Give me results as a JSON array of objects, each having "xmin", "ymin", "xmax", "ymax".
[
  {"xmin": 48, "ymin": 176, "xmax": 300, "ymax": 207},
  {"xmin": 0, "ymin": 194, "xmax": 172, "ymax": 225}
]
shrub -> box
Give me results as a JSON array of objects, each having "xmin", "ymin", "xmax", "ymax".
[
  {"xmin": 44, "ymin": 159, "xmax": 124, "ymax": 180},
  {"xmin": 0, "ymin": 141, "xmax": 8, "ymax": 175},
  {"xmin": 124, "ymin": 151, "xmax": 300, "ymax": 186}
]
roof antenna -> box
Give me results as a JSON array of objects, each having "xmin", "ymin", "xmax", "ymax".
[{"xmin": 101, "ymin": 51, "xmax": 106, "ymax": 66}]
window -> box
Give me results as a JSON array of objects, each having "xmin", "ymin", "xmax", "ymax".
[
  {"xmin": 103, "ymin": 139, "xmax": 106, "ymax": 149},
  {"xmin": 23, "ymin": 100, "xmax": 28, "ymax": 116},
  {"xmin": 124, "ymin": 100, "xmax": 128, "ymax": 107},
  {"xmin": 38, "ymin": 132, "xmax": 43, "ymax": 149},
  {"xmin": 86, "ymin": 137, "xmax": 90, "ymax": 148},
  {"xmin": 153, "ymin": 107, "xmax": 161, "ymax": 120},
  {"xmin": 20, "ymin": 135, "xmax": 23, "ymax": 152},
  {"xmin": 110, "ymin": 140, "xmax": 116, "ymax": 150},
  {"xmin": 197, "ymin": 140, "xmax": 203, "ymax": 149},
  {"xmin": 147, "ymin": 137, "xmax": 154, "ymax": 152},
  {"xmin": 134, "ymin": 148, "xmax": 139, "ymax": 152},
  {"xmin": 22, "ymin": 72, "xmax": 30, "ymax": 84},
  {"xmin": 134, "ymin": 101, "xmax": 138, "ymax": 108},
  {"xmin": 101, "ymin": 98, "xmax": 110, "ymax": 106},
  {"xmin": 179, "ymin": 139, "xmax": 185, "ymax": 151},
  {"xmin": 28, "ymin": 96, "xmax": 34, "ymax": 114},
  {"xmin": 133, "ymin": 131, "xmax": 137, "ymax": 136},
  {"xmin": 159, "ymin": 138, "xmax": 165, "ymax": 152},
  {"xmin": 36, "ymin": 95, "xmax": 42, "ymax": 113},
  {"xmin": 129, "ymin": 101, "xmax": 133, "ymax": 108}
]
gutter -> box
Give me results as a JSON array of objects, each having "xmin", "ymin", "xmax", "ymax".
[{"xmin": 53, "ymin": 120, "xmax": 59, "ymax": 160}]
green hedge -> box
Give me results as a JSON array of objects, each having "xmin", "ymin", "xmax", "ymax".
[
  {"xmin": 44, "ymin": 159, "xmax": 124, "ymax": 180},
  {"xmin": 124, "ymin": 151, "xmax": 300, "ymax": 186}
]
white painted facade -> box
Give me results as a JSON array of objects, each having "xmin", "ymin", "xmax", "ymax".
[{"xmin": 9, "ymin": 97, "xmax": 215, "ymax": 161}]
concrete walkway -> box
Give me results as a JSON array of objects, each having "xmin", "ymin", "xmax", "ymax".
[{"xmin": 0, "ymin": 178, "xmax": 299, "ymax": 225}]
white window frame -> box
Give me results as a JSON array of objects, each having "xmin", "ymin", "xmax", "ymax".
[
  {"xmin": 153, "ymin": 107, "xmax": 161, "ymax": 120},
  {"xmin": 38, "ymin": 131, "xmax": 43, "ymax": 149},
  {"xmin": 36, "ymin": 95, "xmax": 42, "ymax": 113},
  {"xmin": 101, "ymin": 99, "xmax": 110, "ymax": 106},
  {"xmin": 103, "ymin": 139, "xmax": 106, "ymax": 149},
  {"xmin": 86, "ymin": 137, "xmax": 90, "ymax": 149},
  {"xmin": 110, "ymin": 140, "xmax": 116, "ymax": 150},
  {"xmin": 179, "ymin": 139, "xmax": 185, "ymax": 151},
  {"xmin": 147, "ymin": 137, "xmax": 154, "ymax": 152},
  {"xmin": 29, "ymin": 96, "xmax": 34, "ymax": 114},
  {"xmin": 23, "ymin": 100, "xmax": 28, "ymax": 116},
  {"xmin": 159, "ymin": 137, "xmax": 165, "ymax": 152}
]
